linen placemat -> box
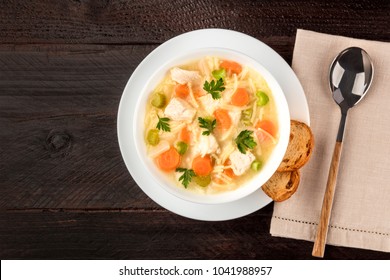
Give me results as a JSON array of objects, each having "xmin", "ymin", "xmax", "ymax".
[{"xmin": 270, "ymin": 29, "xmax": 390, "ymax": 253}]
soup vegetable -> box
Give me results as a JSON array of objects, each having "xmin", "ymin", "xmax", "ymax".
[{"xmin": 144, "ymin": 57, "xmax": 279, "ymax": 194}]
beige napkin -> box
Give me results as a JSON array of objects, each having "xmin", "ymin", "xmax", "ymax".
[{"xmin": 271, "ymin": 30, "xmax": 390, "ymax": 253}]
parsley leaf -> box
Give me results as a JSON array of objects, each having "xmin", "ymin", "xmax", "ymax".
[
  {"xmin": 235, "ymin": 130, "xmax": 257, "ymax": 154},
  {"xmin": 175, "ymin": 168, "xmax": 196, "ymax": 188},
  {"xmin": 198, "ymin": 117, "xmax": 216, "ymax": 136},
  {"xmin": 156, "ymin": 115, "xmax": 170, "ymax": 132},
  {"xmin": 203, "ymin": 78, "xmax": 225, "ymax": 99}
]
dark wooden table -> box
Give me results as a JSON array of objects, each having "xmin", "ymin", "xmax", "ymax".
[{"xmin": 1, "ymin": 0, "xmax": 389, "ymax": 260}]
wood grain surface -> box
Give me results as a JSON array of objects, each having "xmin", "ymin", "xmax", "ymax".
[
  {"xmin": 312, "ymin": 141, "xmax": 342, "ymax": 258},
  {"xmin": 1, "ymin": 0, "xmax": 389, "ymax": 259},
  {"xmin": 2, "ymin": 206, "xmax": 389, "ymax": 260},
  {"xmin": 1, "ymin": 0, "xmax": 389, "ymax": 44}
]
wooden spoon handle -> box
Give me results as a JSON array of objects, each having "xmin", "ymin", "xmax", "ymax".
[{"xmin": 312, "ymin": 141, "xmax": 343, "ymax": 258}]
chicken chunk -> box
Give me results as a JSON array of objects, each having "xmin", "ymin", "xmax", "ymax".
[
  {"xmin": 198, "ymin": 94, "xmax": 221, "ymax": 115},
  {"xmin": 196, "ymin": 134, "xmax": 220, "ymax": 157},
  {"xmin": 171, "ymin": 67, "xmax": 201, "ymax": 85},
  {"xmin": 164, "ymin": 97, "xmax": 196, "ymax": 122},
  {"xmin": 228, "ymin": 110, "xmax": 241, "ymax": 127},
  {"xmin": 228, "ymin": 150, "xmax": 255, "ymax": 176}
]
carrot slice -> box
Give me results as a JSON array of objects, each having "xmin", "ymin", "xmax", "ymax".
[
  {"xmin": 175, "ymin": 84, "xmax": 190, "ymax": 98},
  {"xmin": 192, "ymin": 87, "xmax": 205, "ymax": 98},
  {"xmin": 231, "ymin": 88, "xmax": 250, "ymax": 107},
  {"xmin": 179, "ymin": 127, "xmax": 191, "ymax": 143},
  {"xmin": 192, "ymin": 155, "xmax": 213, "ymax": 176},
  {"xmin": 213, "ymin": 177, "xmax": 225, "ymax": 185},
  {"xmin": 157, "ymin": 147, "xmax": 181, "ymax": 172},
  {"xmin": 214, "ymin": 166, "xmax": 236, "ymax": 184},
  {"xmin": 255, "ymin": 120, "xmax": 277, "ymax": 137},
  {"xmin": 223, "ymin": 168, "xmax": 236, "ymax": 178},
  {"xmin": 220, "ymin": 60, "xmax": 242, "ymax": 75},
  {"xmin": 213, "ymin": 108, "xmax": 232, "ymax": 130}
]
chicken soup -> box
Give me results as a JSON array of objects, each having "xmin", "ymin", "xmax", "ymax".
[{"xmin": 144, "ymin": 57, "xmax": 279, "ymax": 194}]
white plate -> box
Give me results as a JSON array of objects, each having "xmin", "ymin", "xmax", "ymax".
[{"xmin": 117, "ymin": 29, "xmax": 309, "ymax": 221}]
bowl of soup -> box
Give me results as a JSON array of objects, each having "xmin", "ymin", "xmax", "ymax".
[{"xmin": 133, "ymin": 48, "xmax": 290, "ymax": 204}]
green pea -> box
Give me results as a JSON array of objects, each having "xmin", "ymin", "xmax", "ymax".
[
  {"xmin": 147, "ymin": 129, "xmax": 160, "ymax": 146},
  {"xmin": 151, "ymin": 92, "xmax": 166, "ymax": 108},
  {"xmin": 212, "ymin": 69, "xmax": 226, "ymax": 81},
  {"xmin": 256, "ymin": 91, "xmax": 269, "ymax": 106},
  {"xmin": 176, "ymin": 141, "xmax": 188, "ymax": 155},
  {"xmin": 242, "ymin": 108, "xmax": 253, "ymax": 125},
  {"xmin": 251, "ymin": 160, "xmax": 263, "ymax": 171},
  {"xmin": 193, "ymin": 175, "xmax": 211, "ymax": 187}
]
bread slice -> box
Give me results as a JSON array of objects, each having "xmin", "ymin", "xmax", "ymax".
[
  {"xmin": 277, "ymin": 120, "xmax": 314, "ymax": 172},
  {"xmin": 261, "ymin": 170, "xmax": 300, "ymax": 202}
]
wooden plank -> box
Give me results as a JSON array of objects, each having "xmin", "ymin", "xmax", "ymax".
[
  {"xmin": 2, "ymin": 208, "xmax": 388, "ymax": 259},
  {"xmin": 0, "ymin": 0, "xmax": 388, "ymax": 261},
  {"xmin": 0, "ymin": 0, "xmax": 388, "ymax": 45},
  {"xmin": 0, "ymin": 45, "xmax": 162, "ymax": 209}
]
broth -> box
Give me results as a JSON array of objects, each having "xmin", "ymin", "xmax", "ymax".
[{"xmin": 144, "ymin": 56, "xmax": 279, "ymax": 194}]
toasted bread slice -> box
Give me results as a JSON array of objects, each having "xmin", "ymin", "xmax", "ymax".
[
  {"xmin": 262, "ymin": 170, "xmax": 300, "ymax": 202},
  {"xmin": 277, "ymin": 120, "xmax": 314, "ymax": 172}
]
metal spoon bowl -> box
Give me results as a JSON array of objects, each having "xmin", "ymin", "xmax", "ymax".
[
  {"xmin": 329, "ymin": 47, "xmax": 374, "ymax": 142},
  {"xmin": 312, "ymin": 47, "xmax": 374, "ymax": 258}
]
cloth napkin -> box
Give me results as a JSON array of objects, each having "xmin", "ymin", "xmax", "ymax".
[{"xmin": 270, "ymin": 29, "xmax": 390, "ymax": 253}]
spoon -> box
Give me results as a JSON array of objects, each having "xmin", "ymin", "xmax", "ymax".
[{"xmin": 312, "ymin": 47, "xmax": 374, "ymax": 258}]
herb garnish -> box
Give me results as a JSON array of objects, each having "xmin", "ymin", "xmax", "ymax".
[
  {"xmin": 203, "ymin": 78, "xmax": 225, "ymax": 99},
  {"xmin": 198, "ymin": 117, "xmax": 216, "ymax": 136},
  {"xmin": 175, "ymin": 168, "xmax": 196, "ymax": 188},
  {"xmin": 235, "ymin": 130, "xmax": 257, "ymax": 154},
  {"xmin": 156, "ymin": 115, "xmax": 170, "ymax": 132}
]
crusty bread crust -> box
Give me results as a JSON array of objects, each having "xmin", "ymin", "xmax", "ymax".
[
  {"xmin": 277, "ymin": 120, "xmax": 314, "ymax": 172},
  {"xmin": 261, "ymin": 120, "xmax": 314, "ymax": 202},
  {"xmin": 261, "ymin": 170, "xmax": 300, "ymax": 202}
]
